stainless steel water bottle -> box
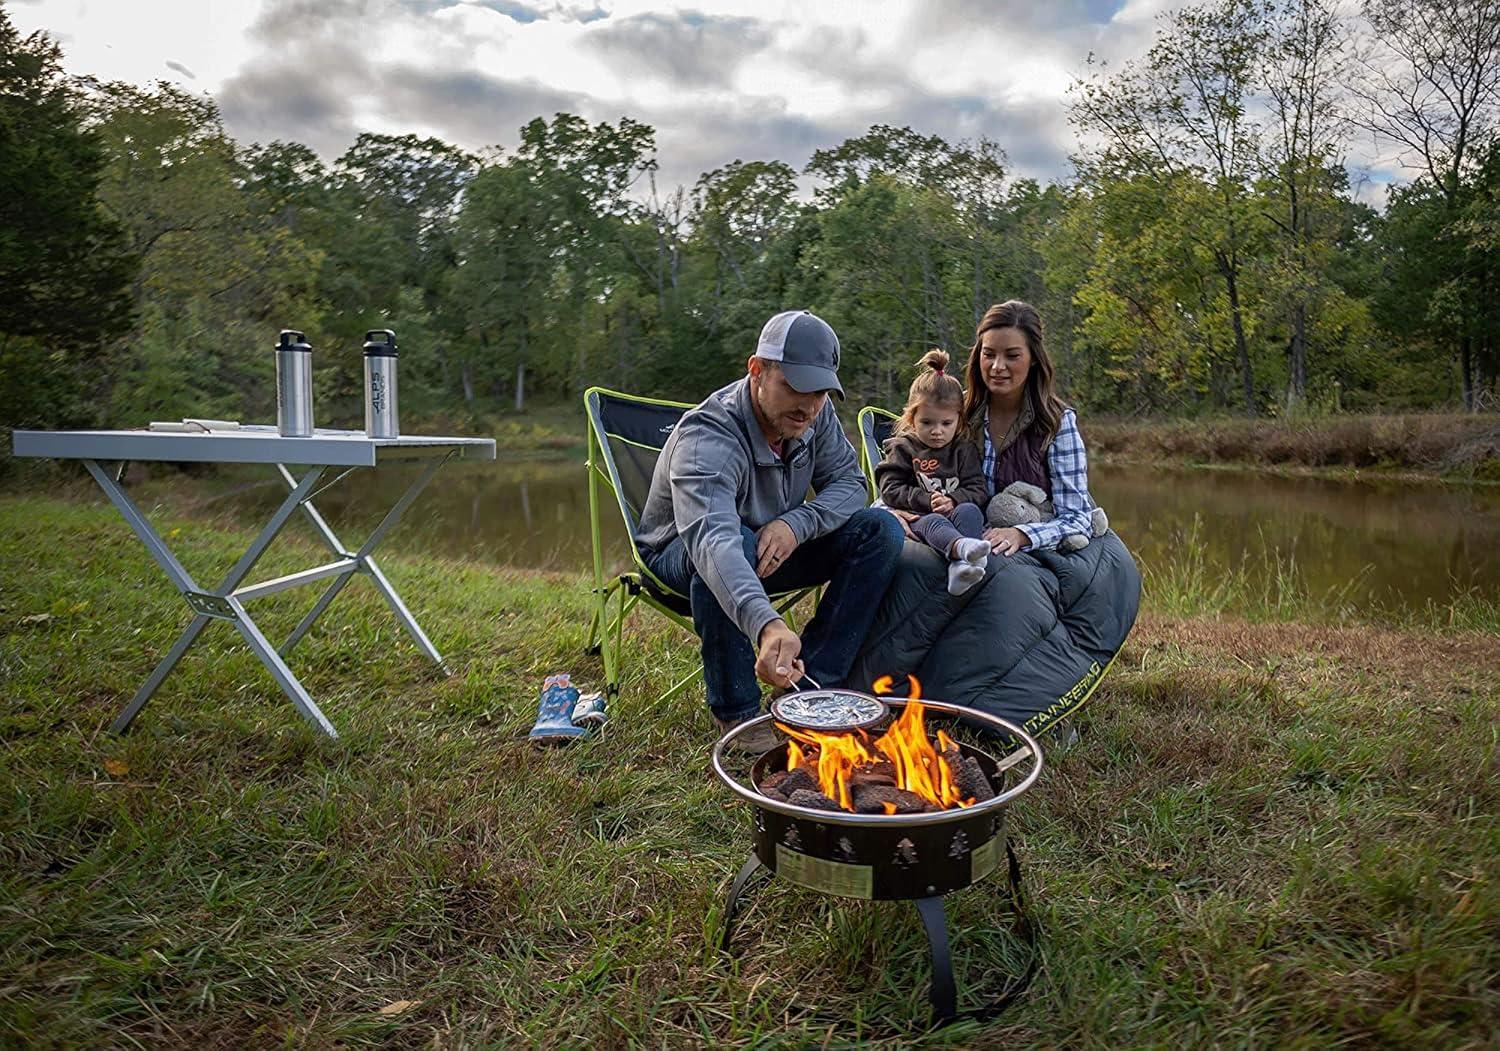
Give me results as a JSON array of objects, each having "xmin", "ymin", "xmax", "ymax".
[
  {"xmin": 275, "ymin": 330, "xmax": 314, "ymax": 436},
  {"xmin": 362, "ymin": 329, "xmax": 399, "ymax": 438}
]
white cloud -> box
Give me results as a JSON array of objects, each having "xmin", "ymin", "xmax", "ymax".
[{"xmin": 14, "ymin": 0, "xmax": 1426, "ymax": 202}]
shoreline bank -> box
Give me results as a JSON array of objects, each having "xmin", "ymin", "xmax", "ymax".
[{"xmin": 6, "ymin": 410, "xmax": 1498, "ymax": 482}]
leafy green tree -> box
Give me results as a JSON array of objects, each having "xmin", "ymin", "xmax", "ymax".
[
  {"xmin": 1353, "ymin": 0, "xmax": 1500, "ymax": 407},
  {"xmin": 447, "ymin": 115, "xmax": 656, "ymax": 409},
  {"xmin": 1045, "ymin": 170, "xmax": 1231, "ymax": 411},
  {"xmin": 651, "ymin": 159, "xmax": 806, "ymax": 391},
  {"xmin": 447, "ymin": 158, "xmax": 550, "ymax": 408},
  {"xmin": 0, "ymin": 8, "xmax": 134, "ymax": 430},
  {"xmin": 1261, "ymin": 0, "xmax": 1349, "ymax": 409},
  {"xmin": 89, "ymin": 82, "xmax": 322, "ymax": 424},
  {"xmin": 1072, "ymin": 0, "xmax": 1272, "ymax": 412},
  {"xmin": 805, "ymin": 174, "xmax": 970, "ymax": 400}
]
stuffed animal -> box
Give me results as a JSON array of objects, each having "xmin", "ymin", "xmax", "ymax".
[{"xmin": 986, "ymin": 481, "xmax": 1109, "ymax": 553}]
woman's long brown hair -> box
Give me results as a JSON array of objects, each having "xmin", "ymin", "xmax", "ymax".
[{"xmin": 961, "ymin": 300, "xmax": 1067, "ymax": 450}]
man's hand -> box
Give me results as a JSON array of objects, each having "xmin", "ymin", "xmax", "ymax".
[
  {"xmin": 756, "ymin": 619, "xmax": 805, "ymax": 688},
  {"xmin": 929, "ymin": 492, "xmax": 955, "ymax": 515},
  {"xmin": 755, "ymin": 519, "xmax": 798, "ymax": 578}
]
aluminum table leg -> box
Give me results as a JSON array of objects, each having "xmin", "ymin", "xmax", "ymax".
[
  {"xmin": 274, "ymin": 457, "xmax": 451, "ymax": 671},
  {"xmin": 364, "ymin": 557, "xmax": 447, "ymax": 672},
  {"xmin": 228, "ymin": 596, "xmax": 337, "ymax": 738},
  {"xmin": 85, "ymin": 459, "xmax": 340, "ymax": 738},
  {"xmin": 112, "ymin": 614, "xmax": 209, "ymax": 733}
]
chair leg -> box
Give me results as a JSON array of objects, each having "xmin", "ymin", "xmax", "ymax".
[
  {"xmin": 599, "ymin": 585, "xmax": 621, "ymax": 696},
  {"xmin": 585, "ymin": 580, "xmax": 615, "ymax": 657},
  {"xmin": 600, "ymin": 583, "xmax": 640, "ymax": 697},
  {"xmin": 610, "ymin": 585, "xmax": 630, "ymax": 691},
  {"xmin": 656, "ymin": 663, "xmax": 703, "ymax": 709}
]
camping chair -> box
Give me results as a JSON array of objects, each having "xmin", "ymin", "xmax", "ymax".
[
  {"xmin": 856, "ymin": 405, "xmax": 899, "ymax": 498},
  {"xmin": 583, "ymin": 387, "xmax": 818, "ymax": 706}
]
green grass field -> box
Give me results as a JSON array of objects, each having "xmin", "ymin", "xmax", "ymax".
[{"xmin": 1, "ymin": 496, "xmax": 1496, "ymax": 1047}]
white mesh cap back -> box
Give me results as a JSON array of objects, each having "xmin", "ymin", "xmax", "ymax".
[{"xmin": 755, "ymin": 310, "xmax": 800, "ymax": 361}]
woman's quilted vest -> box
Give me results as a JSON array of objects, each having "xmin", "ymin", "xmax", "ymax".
[
  {"xmin": 971, "ymin": 398, "xmax": 1051, "ymax": 495},
  {"xmin": 992, "ymin": 424, "xmax": 1050, "ymax": 494}
]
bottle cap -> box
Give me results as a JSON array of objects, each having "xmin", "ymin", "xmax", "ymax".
[{"xmin": 363, "ymin": 329, "xmax": 398, "ymax": 357}]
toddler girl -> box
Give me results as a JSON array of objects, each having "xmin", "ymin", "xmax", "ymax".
[{"xmin": 875, "ymin": 350, "xmax": 991, "ymax": 595}]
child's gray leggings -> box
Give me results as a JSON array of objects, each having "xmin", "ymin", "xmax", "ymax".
[{"xmin": 912, "ymin": 502, "xmax": 985, "ymax": 556}]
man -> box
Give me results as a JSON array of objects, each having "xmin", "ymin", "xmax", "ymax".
[{"xmin": 636, "ymin": 309, "xmax": 906, "ymax": 751}]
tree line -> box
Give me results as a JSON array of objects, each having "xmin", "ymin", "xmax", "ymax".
[{"xmin": 2, "ymin": 0, "xmax": 1498, "ymax": 439}]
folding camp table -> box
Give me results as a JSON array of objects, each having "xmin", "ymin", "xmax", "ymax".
[{"xmin": 11, "ymin": 426, "xmax": 496, "ymax": 739}]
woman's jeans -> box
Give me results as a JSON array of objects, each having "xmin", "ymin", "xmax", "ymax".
[
  {"xmin": 912, "ymin": 502, "xmax": 984, "ymax": 557},
  {"xmin": 644, "ymin": 508, "xmax": 905, "ymax": 723}
]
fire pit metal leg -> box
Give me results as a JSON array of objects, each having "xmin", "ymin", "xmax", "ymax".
[
  {"xmin": 719, "ymin": 854, "xmax": 767, "ymax": 952},
  {"xmin": 914, "ymin": 895, "xmax": 957, "ymax": 1024}
]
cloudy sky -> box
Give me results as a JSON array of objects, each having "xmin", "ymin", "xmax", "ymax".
[{"xmin": 13, "ymin": 0, "xmax": 1396, "ymax": 198}]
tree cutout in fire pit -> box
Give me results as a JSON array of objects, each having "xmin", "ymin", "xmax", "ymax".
[{"xmin": 759, "ymin": 699, "xmax": 997, "ymax": 814}]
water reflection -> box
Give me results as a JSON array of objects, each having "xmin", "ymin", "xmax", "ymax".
[
  {"xmin": 1093, "ymin": 467, "xmax": 1500, "ymax": 610},
  {"xmin": 217, "ymin": 458, "xmax": 1500, "ymax": 614}
]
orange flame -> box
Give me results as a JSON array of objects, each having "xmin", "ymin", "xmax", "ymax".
[
  {"xmin": 774, "ymin": 678, "xmax": 974, "ymax": 813},
  {"xmin": 872, "ymin": 673, "xmax": 922, "ymax": 700}
]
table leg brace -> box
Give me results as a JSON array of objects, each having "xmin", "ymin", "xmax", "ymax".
[
  {"xmin": 85, "ymin": 460, "xmax": 338, "ymax": 738},
  {"xmin": 275, "ymin": 458, "xmax": 450, "ymax": 672}
]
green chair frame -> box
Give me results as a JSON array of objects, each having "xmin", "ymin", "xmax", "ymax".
[
  {"xmin": 583, "ymin": 386, "xmax": 816, "ymax": 706},
  {"xmin": 856, "ymin": 405, "xmax": 899, "ymax": 500}
]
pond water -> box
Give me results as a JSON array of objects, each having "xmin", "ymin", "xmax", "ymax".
[{"xmin": 207, "ymin": 457, "xmax": 1500, "ymax": 616}]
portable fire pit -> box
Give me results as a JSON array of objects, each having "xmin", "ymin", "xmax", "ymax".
[{"xmin": 711, "ymin": 690, "xmax": 1043, "ymax": 1026}]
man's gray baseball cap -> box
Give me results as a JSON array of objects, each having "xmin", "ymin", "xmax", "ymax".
[{"xmin": 755, "ymin": 309, "xmax": 844, "ymax": 398}]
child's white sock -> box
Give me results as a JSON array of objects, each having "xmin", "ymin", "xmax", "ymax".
[
  {"xmin": 953, "ymin": 537, "xmax": 990, "ymax": 566},
  {"xmin": 947, "ymin": 560, "xmax": 984, "ymax": 596}
]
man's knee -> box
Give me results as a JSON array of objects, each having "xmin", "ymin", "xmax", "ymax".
[
  {"xmin": 738, "ymin": 525, "xmax": 758, "ymax": 565},
  {"xmin": 845, "ymin": 507, "xmax": 905, "ymax": 557}
]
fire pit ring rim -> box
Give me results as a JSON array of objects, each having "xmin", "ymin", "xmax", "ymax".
[{"xmin": 710, "ymin": 697, "xmax": 1043, "ymax": 827}]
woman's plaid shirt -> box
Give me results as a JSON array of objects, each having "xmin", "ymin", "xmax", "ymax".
[{"xmin": 981, "ymin": 406, "xmax": 1096, "ymax": 551}]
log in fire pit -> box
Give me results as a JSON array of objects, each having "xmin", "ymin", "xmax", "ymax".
[{"xmin": 711, "ymin": 683, "xmax": 1043, "ymax": 1026}]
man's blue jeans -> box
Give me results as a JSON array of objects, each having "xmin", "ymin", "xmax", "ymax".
[{"xmin": 644, "ymin": 508, "xmax": 905, "ymax": 723}]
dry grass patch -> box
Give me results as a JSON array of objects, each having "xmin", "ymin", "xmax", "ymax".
[
  {"xmin": 1088, "ymin": 413, "xmax": 1500, "ymax": 478},
  {"xmin": 1130, "ymin": 613, "xmax": 1500, "ymax": 696}
]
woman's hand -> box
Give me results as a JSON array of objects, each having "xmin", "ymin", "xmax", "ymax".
[
  {"xmin": 884, "ymin": 507, "xmax": 920, "ymax": 539},
  {"xmin": 984, "ymin": 526, "xmax": 1030, "ymax": 557}
]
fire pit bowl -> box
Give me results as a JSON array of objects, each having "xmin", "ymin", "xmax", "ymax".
[{"xmin": 710, "ymin": 696, "xmax": 1043, "ymax": 1026}]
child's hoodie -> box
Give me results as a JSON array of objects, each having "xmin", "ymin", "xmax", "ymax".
[{"xmin": 876, "ymin": 434, "xmax": 988, "ymax": 513}]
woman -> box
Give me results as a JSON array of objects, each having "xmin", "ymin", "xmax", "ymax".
[
  {"xmin": 848, "ymin": 298, "xmax": 1137, "ymax": 736},
  {"xmin": 962, "ymin": 300, "xmax": 1099, "ymax": 558}
]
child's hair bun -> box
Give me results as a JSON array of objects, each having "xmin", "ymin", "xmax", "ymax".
[{"xmin": 918, "ymin": 348, "xmax": 950, "ymax": 374}]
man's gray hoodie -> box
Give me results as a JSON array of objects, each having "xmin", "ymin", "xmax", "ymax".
[{"xmin": 635, "ymin": 376, "xmax": 868, "ymax": 644}]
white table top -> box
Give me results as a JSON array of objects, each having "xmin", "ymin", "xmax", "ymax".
[{"xmin": 11, "ymin": 425, "xmax": 497, "ymax": 467}]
